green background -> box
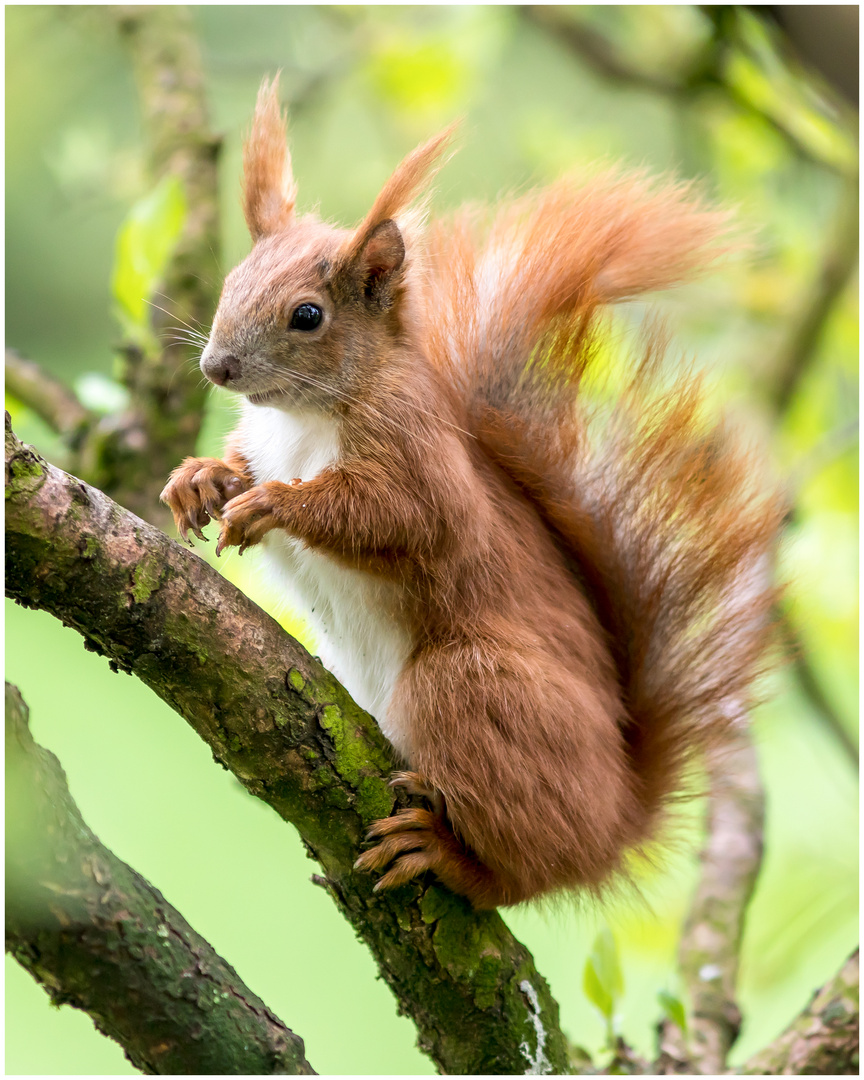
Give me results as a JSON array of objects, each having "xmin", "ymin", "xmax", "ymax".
[{"xmin": 6, "ymin": 6, "xmax": 857, "ymax": 1074}]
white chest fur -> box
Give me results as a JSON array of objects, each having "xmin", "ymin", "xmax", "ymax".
[{"xmin": 236, "ymin": 402, "xmax": 415, "ymax": 758}]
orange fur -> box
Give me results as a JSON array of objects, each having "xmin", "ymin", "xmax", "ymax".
[{"xmin": 162, "ymin": 79, "xmax": 782, "ymax": 909}]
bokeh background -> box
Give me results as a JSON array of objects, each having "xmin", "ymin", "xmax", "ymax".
[{"xmin": 6, "ymin": 5, "xmax": 858, "ymax": 1074}]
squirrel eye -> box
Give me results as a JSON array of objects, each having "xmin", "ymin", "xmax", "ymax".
[{"xmin": 289, "ymin": 303, "xmax": 323, "ymax": 331}]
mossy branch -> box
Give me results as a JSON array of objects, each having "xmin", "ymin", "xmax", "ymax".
[
  {"xmin": 4, "ymin": 416, "xmax": 570, "ymax": 1076},
  {"xmin": 5, "ymin": 682, "xmax": 315, "ymax": 1075},
  {"xmin": 741, "ymin": 949, "xmax": 859, "ymax": 1075}
]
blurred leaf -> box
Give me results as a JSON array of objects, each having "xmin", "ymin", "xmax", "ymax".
[
  {"xmin": 583, "ymin": 927, "xmax": 624, "ymax": 1022},
  {"xmin": 74, "ymin": 372, "xmax": 129, "ymax": 415},
  {"xmin": 367, "ymin": 36, "xmax": 469, "ymax": 117},
  {"xmin": 657, "ymin": 989, "xmax": 688, "ymax": 1034},
  {"xmin": 111, "ymin": 175, "xmax": 186, "ymax": 344},
  {"xmin": 362, "ymin": 8, "xmax": 506, "ymax": 126}
]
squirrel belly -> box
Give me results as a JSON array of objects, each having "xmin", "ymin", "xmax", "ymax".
[{"xmin": 236, "ymin": 401, "xmax": 417, "ymax": 757}]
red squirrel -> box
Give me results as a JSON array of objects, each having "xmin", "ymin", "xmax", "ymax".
[{"xmin": 162, "ymin": 79, "xmax": 781, "ymax": 909}]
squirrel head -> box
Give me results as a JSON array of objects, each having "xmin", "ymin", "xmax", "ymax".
[{"xmin": 200, "ymin": 77, "xmax": 453, "ymax": 412}]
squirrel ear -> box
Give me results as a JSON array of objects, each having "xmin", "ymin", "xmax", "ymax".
[
  {"xmin": 351, "ymin": 219, "xmax": 406, "ymax": 300},
  {"xmin": 242, "ymin": 76, "xmax": 296, "ymax": 240}
]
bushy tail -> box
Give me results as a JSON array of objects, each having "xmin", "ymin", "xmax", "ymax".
[
  {"xmin": 423, "ymin": 169, "xmax": 733, "ymax": 416},
  {"xmin": 423, "ymin": 172, "xmax": 782, "ymax": 827}
]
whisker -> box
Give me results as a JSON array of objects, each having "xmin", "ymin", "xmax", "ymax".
[
  {"xmin": 145, "ymin": 299, "xmax": 211, "ymax": 338},
  {"xmin": 165, "ymin": 326, "xmax": 209, "ymax": 340},
  {"xmin": 162, "ymin": 330, "xmax": 209, "ymax": 347}
]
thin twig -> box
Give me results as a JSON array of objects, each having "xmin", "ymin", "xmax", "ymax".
[
  {"xmin": 523, "ymin": 7, "xmax": 690, "ymax": 95},
  {"xmin": 6, "ymin": 681, "xmax": 315, "ymax": 1075},
  {"xmin": 657, "ymin": 735, "xmax": 765, "ymax": 1074},
  {"xmin": 523, "ymin": 6, "xmax": 856, "ymax": 176},
  {"xmin": 779, "ymin": 609, "xmax": 858, "ymax": 768},
  {"xmin": 769, "ymin": 174, "xmax": 859, "ymax": 417}
]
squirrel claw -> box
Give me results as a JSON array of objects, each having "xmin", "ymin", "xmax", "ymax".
[{"xmin": 389, "ymin": 771, "xmax": 446, "ymax": 816}]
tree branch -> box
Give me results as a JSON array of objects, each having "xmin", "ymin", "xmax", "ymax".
[
  {"xmin": 740, "ymin": 949, "xmax": 859, "ymax": 1075},
  {"xmin": 65, "ymin": 6, "xmax": 223, "ymax": 529},
  {"xmin": 5, "ymin": 416, "xmax": 570, "ymax": 1075},
  {"xmin": 658, "ymin": 736, "xmax": 765, "ymax": 1074},
  {"xmin": 779, "ymin": 609, "xmax": 858, "ymax": 768},
  {"xmin": 523, "ymin": 6, "xmax": 856, "ymax": 176},
  {"xmin": 4, "ymin": 349, "xmax": 94, "ymax": 444},
  {"xmin": 523, "ymin": 6, "xmax": 689, "ymax": 95},
  {"xmin": 769, "ymin": 174, "xmax": 859, "ymax": 417},
  {"xmin": 6, "ymin": 682, "xmax": 315, "ymax": 1075}
]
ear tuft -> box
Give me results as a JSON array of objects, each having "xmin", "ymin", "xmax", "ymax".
[
  {"xmin": 243, "ymin": 76, "xmax": 296, "ymax": 241},
  {"xmin": 359, "ymin": 125, "xmax": 457, "ymax": 235},
  {"xmin": 356, "ymin": 220, "xmax": 405, "ymax": 296}
]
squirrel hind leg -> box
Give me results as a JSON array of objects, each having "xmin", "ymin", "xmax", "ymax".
[{"xmin": 354, "ymin": 801, "xmax": 517, "ymax": 910}]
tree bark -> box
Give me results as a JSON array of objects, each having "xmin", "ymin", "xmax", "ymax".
[
  {"xmin": 5, "ymin": 416, "xmax": 569, "ymax": 1075},
  {"xmin": 741, "ymin": 950, "xmax": 859, "ymax": 1075},
  {"xmin": 658, "ymin": 738, "xmax": 765, "ymax": 1074},
  {"xmin": 6, "ymin": 683, "xmax": 315, "ymax": 1076}
]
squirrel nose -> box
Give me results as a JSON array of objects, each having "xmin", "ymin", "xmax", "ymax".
[{"xmin": 201, "ymin": 354, "xmax": 242, "ymax": 386}]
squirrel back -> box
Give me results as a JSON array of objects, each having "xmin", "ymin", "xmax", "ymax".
[{"xmin": 163, "ymin": 81, "xmax": 783, "ymax": 907}]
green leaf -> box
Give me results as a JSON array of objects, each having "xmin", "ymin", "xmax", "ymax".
[
  {"xmin": 657, "ymin": 989, "xmax": 688, "ymax": 1034},
  {"xmin": 111, "ymin": 175, "xmax": 186, "ymax": 342},
  {"xmin": 582, "ymin": 927, "xmax": 624, "ymax": 1021},
  {"xmin": 74, "ymin": 372, "xmax": 129, "ymax": 415}
]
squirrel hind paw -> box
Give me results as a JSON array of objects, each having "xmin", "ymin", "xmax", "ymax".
[
  {"xmin": 356, "ymin": 806, "xmax": 520, "ymax": 909},
  {"xmin": 372, "ymin": 851, "xmax": 438, "ymax": 893},
  {"xmin": 354, "ymin": 807, "xmax": 442, "ymax": 890},
  {"xmin": 353, "ymin": 824, "xmax": 433, "ymax": 873}
]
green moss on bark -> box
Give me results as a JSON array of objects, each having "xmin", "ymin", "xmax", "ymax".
[{"xmin": 5, "ymin": 421, "xmax": 572, "ymax": 1075}]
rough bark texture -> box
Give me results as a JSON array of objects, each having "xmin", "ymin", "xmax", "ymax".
[
  {"xmin": 6, "ymin": 683, "xmax": 315, "ymax": 1075},
  {"xmin": 741, "ymin": 950, "xmax": 859, "ymax": 1075},
  {"xmin": 5, "ymin": 418, "xmax": 569, "ymax": 1075}
]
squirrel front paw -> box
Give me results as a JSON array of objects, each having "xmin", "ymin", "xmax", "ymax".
[
  {"xmin": 216, "ymin": 483, "xmax": 285, "ymax": 556},
  {"xmin": 160, "ymin": 458, "xmax": 249, "ymax": 543}
]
